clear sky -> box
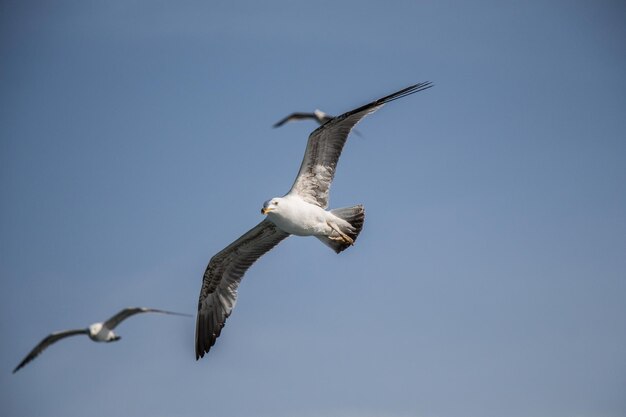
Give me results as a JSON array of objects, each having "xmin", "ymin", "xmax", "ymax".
[{"xmin": 1, "ymin": 1, "xmax": 625, "ymax": 417}]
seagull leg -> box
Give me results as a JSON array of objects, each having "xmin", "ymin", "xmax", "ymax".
[{"xmin": 326, "ymin": 221, "xmax": 354, "ymax": 245}]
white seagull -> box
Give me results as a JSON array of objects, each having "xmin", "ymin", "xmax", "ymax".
[
  {"xmin": 273, "ymin": 109, "xmax": 364, "ymax": 137},
  {"xmin": 272, "ymin": 109, "xmax": 333, "ymax": 128},
  {"xmin": 196, "ymin": 82, "xmax": 433, "ymax": 359},
  {"xmin": 13, "ymin": 307, "xmax": 190, "ymax": 373}
]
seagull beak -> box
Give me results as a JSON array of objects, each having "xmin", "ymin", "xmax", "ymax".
[{"xmin": 261, "ymin": 207, "xmax": 273, "ymax": 215}]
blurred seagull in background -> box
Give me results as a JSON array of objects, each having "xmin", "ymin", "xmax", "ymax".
[
  {"xmin": 273, "ymin": 109, "xmax": 364, "ymax": 137},
  {"xmin": 13, "ymin": 307, "xmax": 191, "ymax": 373},
  {"xmin": 273, "ymin": 109, "xmax": 333, "ymax": 127},
  {"xmin": 196, "ymin": 82, "xmax": 433, "ymax": 360}
]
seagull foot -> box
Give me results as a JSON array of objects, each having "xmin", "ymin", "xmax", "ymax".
[{"xmin": 327, "ymin": 222, "xmax": 354, "ymax": 245}]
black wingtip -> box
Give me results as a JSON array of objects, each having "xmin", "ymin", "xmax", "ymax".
[
  {"xmin": 379, "ymin": 81, "xmax": 433, "ymax": 105},
  {"xmin": 152, "ymin": 309, "xmax": 193, "ymax": 318},
  {"xmin": 13, "ymin": 360, "xmax": 27, "ymax": 374},
  {"xmin": 195, "ymin": 337, "xmax": 210, "ymax": 360},
  {"xmin": 272, "ymin": 117, "xmax": 290, "ymax": 128},
  {"xmin": 13, "ymin": 358, "xmax": 28, "ymax": 374}
]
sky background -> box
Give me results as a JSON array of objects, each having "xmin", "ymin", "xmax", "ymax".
[{"xmin": 1, "ymin": 1, "xmax": 625, "ymax": 417}]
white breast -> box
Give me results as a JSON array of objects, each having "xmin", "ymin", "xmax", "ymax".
[
  {"xmin": 267, "ymin": 196, "xmax": 331, "ymax": 236},
  {"xmin": 88, "ymin": 323, "xmax": 114, "ymax": 342}
]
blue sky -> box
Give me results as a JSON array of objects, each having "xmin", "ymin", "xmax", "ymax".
[{"xmin": 1, "ymin": 1, "xmax": 625, "ymax": 416}]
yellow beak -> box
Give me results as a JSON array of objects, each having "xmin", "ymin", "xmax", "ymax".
[{"xmin": 261, "ymin": 207, "xmax": 273, "ymax": 215}]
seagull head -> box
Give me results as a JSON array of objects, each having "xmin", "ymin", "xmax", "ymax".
[
  {"xmin": 89, "ymin": 323, "xmax": 103, "ymax": 337},
  {"xmin": 313, "ymin": 109, "xmax": 327, "ymax": 121},
  {"xmin": 261, "ymin": 198, "xmax": 282, "ymax": 215}
]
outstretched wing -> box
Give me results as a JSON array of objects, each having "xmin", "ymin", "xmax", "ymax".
[
  {"xmin": 196, "ymin": 219, "xmax": 289, "ymax": 359},
  {"xmin": 273, "ymin": 112, "xmax": 320, "ymax": 128},
  {"xmin": 103, "ymin": 307, "xmax": 190, "ymax": 330},
  {"xmin": 287, "ymin": 82, "xmax": 433, "ymax": 208},
  {"xmin": 13, "ymin": 328, "xmax": 89, "ymax": 373}
]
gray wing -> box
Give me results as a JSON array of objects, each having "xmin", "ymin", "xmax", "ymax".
[
  {"xmin": 103, "ymin": 307, "xmax": 191, "ymax": 330},
  {"xmin": 273, "ymin": 112, "xmax": 323, "ymax": 128},
  {"xmin": 196, "ymin": 219, "xmax": 289, "ymax": 359},
  {"xmin": 287, "ymin": 82, "xmax": 433, "ymax": 208},
  {"xmin": 13, "ymin": 328, "xmax": 89, "ymax": 373}
]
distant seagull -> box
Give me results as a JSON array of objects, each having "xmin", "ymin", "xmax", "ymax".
[
  {"xmin": 13, "ymin": 307, "xmax": 190, "ymax": 373},
  {"xmin": 196, "ymin": 82, "xmax": 433, "ymax": 359},
  {"xmin": 273, "ymin": 109, "xmax": 333, "ymax": 127},
  {"xmin": 273, "ymin": 109, "xmax": 364, "ymax": 137}
]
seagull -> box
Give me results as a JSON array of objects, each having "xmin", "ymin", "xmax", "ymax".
[
  {"xmin": 196, "ymin": 82, "xmax": 433, "ymax": 359},
  {"xmin": 272, "ymin": 109, "xmax": 333, "ymax": 128},
  {"xmin": 13, "ymin": 307, "xmax": 191, "ymax": 373},
  {"xmin": 273, "ymin": 109, "xmax": 364, "ymax": 137}
]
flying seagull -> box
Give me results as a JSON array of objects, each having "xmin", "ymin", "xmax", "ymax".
[
  {"xmin": 273, "ymin": 109, "xmax": 364, "ymax": 137},
  {"xmin": 196, "ymin": 82, "xmax": 433, "ymax": 359},
  {"xmin": 272, "ymin": 109, "xmax": 333, "ymax": 128},
  {"xmin": 13, "ymin": 307, "xmax": 190, "ymax": 373}
]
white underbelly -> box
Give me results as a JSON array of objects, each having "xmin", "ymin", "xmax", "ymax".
[
  {"xmin": 268, "ymin": 204, "xmax": 331, "ymax": 236},
  {"xmin": 91, "ymin": 327, "xmax": 114, "ymax": 342}
]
